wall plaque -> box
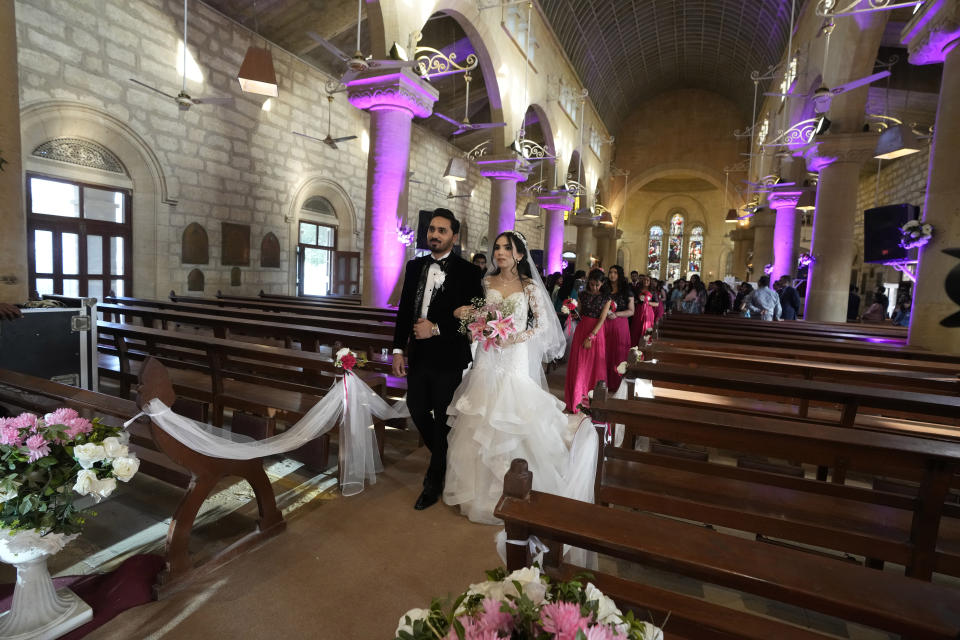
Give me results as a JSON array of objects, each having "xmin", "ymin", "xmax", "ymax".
[
  {"xmin": 260, "ymin": 232, "xmax": 280, "ymax": 268},
  {"xmin": 187, "ymin": 269, "xmax": 204, "ymax": 291},
  {"xmin": 221, "ymin": 223, "xmax": 251, "ymax": 266},
  {"xmin": 182, "ymin": 223, "xmax": 209, "ymax": 264}
]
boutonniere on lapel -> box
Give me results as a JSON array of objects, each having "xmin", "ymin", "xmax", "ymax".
[{"xmin": 433, "ymin": 271, "xmax": 446, "ymax": 291}]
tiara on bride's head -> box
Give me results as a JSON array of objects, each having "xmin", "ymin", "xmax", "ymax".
[{"xmin": 510, "ymin": 230, "xmax": 528, "ymax": 244}]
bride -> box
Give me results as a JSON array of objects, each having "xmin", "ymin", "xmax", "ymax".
[{"xmin": 444, "ymin": 231, "xmax": 598, "ymax": 524}]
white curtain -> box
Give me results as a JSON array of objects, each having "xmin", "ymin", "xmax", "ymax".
[{"xmin": 130, "ymin": 372, "xmax": 401, "ymax": 496}]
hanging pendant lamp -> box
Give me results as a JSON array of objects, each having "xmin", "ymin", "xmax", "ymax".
[{"xmin": 237, "ymin": 46, "xmax": 278, "ymax": 96}]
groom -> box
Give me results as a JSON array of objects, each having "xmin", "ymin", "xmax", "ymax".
[{"xmin": 392, "ymin": 209, "xmax": 484, "ymax": 510}]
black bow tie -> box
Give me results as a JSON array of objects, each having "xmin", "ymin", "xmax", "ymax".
[{"xmin": 429, "ymin": 256, "xmax": 450, "ymax": 268}]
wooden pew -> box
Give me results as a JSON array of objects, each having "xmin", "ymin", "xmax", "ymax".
[
  {"xmin": 588, "ymin": 383, "xmax": 960, "ymax": 580},
  {"xmin": 136, "ymin": 357, "xmax": 286, "ymax": 598},
  {"xmin": 258, "ymin": 290, "xmax": 362, "ymax": 306},
  {"xmin": 664, "ymin": 313, "xmax": 909, "ymax": 339},
  {"xmin": 625, "ymin": 361, "xmax": 960, "ymax": 429},
  {"xmin": 96, "ymin": 303, "xmax": 393, "ymax": 356},
  {"xmin": 96, "ymin": 321, "xmax": 393, "ymax": 464},
  {"xmin": 159, "ymin": 292, "xmax": 396, "ymax": 323},
  {"xmin": 0, "ymin": 368, "xmax": 189, "ymax": 488},
  {"xmin": 496, "ymin": 459, "xmax": 960, "ymax": 640}
]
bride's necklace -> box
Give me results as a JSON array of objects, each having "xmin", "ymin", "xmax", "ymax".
[{"xmin": 497, "ymin": 273, "xmax": 519, "ymax": 284}]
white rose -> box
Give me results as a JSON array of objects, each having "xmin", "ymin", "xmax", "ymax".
[
  {"xmin": 117, "ymin": 430, "xmax": 131, "ymax": 446},
  {"xmin": 506, "ymin": 566, "xmax": 547, "ymax": 605},
  {"xmin": 395, "ymin": 608, "xmax": 430, "ymax": 636},
  {"xmin": 616, "ymin": 361, "xmax": 628, "ymax": 375},
  {"xmin": 585, "ymin": 582, "xmax": 623, "ymax": 625},
  {"xmin": 73, "ymin": 469, "xmax": 99, "ymax": 496},
  {"xmin": 74, "ymin": 443, "xmax": 107, "ymax": 469},
  {"xmin": 0, "ymin": 483, "xmax": 21, "ymax": 503},
  {"xmin": 93, "ymin": 477, "xmax": 117, "ymax": 501},
  {"xmin": 101, "ymin": 437, "xmax": 129, "ymax": 460},
  {"xmin": 111, "ymin": 456, "xmax": 140, "ymax": 482},
  {"xmin": 465, "ymin": 580, "xmax": 507, "ymax": 602},
  {"xmin": 335, "ymin": 347, "xmax": 351, "ymax": 359}
]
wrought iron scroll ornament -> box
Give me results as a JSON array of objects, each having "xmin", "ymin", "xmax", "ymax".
[
  {"xmin": 816, "ymin": 0, "xmax": 923, "ymax": 18},
  {"xmin": 467, "ymin": 140, "xmax": 491, "ymax": 160},
  {"xmin": 762, "ymin": 118, "xmax": 822, "ymax": 148},
  {"xmin": 412, "ymin": 32, "xmax": 479, "ymax": 79},
  {"xmin": 32, "ymin": 138, "xmax": 126, "ymax": 174}
]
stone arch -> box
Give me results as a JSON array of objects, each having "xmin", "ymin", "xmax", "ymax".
[
  {"xmin": 420, "ymin": 4, "xmax": 509, "ymax": 153},
  {"xmin": 520, "ymin": 103, "xmax": 558, "ymax": 184},
  {"xmin": 286, "ymin": 175, "xmax": 358, "ymax": 294},
  {"xmin": 20, "ymin": 101, "xmax": 176, "ymax": 298}
]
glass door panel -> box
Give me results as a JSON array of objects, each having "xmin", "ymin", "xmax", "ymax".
[{"xmin": 302, "ymin": 247, "xmax": 331, "ymax": 296}]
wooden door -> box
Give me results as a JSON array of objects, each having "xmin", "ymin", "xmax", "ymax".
[{"xmin": 331, "ymin": 251, "xmax": 360, "ymax": 295}]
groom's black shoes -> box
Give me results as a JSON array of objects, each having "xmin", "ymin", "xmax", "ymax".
[{"xmin": 414, "ymin": 489, "xmax": 440, "ymax": 510}]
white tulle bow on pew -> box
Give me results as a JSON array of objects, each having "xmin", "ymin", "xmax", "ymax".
[{"xmin": 125, "ymin": 371, "xmax": 400, "ymax": 496}]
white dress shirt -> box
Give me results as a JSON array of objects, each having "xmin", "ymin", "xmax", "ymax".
[{"xmin": 420, "ymin": 251, "xmax": 451, "ymax": 318}]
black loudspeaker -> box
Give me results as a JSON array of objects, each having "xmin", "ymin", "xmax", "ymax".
[
  {"xmin": 863, "ymin": 204, "xmax": 919, "ymax": 263},
  {"xmin": 416, "ymin": 210, "xmax": 433, "ymax": 250}
]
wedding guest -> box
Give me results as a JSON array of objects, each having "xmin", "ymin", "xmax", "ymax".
[
  {"xmin": 472, "ymin": 253, "xmax": 487, "ymax": 271},
  {"xmin": 847, "ymin": 285, "xmax": 861, "ymax": 321},
  {"xmin": 653, "ymin": 279, "xmax": 667, "ymax": 326},
  {"xmin": 745, "ymin": 275, "xmax": 782, "ymax": 321},
  {"xmin": 891, "ymin": 299, "xmax": 911, "ymax": 327},
  {"xmin": 734, "ymin": 282, "xmax": 753, "ymax": 317},
  {"xmin": 631, "ymin": 275, "xmax": 657, "ymax": 347},
  {"xmin": 681, "ymin": 279, "xmax": 705, "ymax": 314},
  {"xmin": 704, "ymin": 281, "xmax": 731, "ymax": 315},
  {"xmin": 629, "ymin": 270, "xmax": 641, "ymax": 294},
  {"xmin": 604, "ymin": 265, "xmax": 635, "ymax": 393},
  {"xmin": 565, "ymin": 270, "xmax": 612, "ymax": 412},
  {"xmin": 668, "ymin": 278, "xmax": 686, "ymax": 312},
  {"xmin": 860, "ymin": 298, "xmax": 885, "ymax": 323},
  {"xmin": 777, "ymin": 275, "xmax": 802, "ymax": 320}
]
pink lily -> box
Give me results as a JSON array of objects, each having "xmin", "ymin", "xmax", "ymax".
[
  {"xmin": 481, "ymin": 333, "xmax": 499, "ymax": 351},
  {"xmin": 468, "ymin": 319, "xmax": 487, "ymax": 341},
  {"xmin": 486, "ymin": 312, "xmax": 515, "ymax": 340}
]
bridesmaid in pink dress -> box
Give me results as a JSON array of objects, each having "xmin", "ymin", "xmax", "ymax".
[
  {"xmin": 604, "ymin": 265, "xmax": 635, "ymax": 393},
  {"xmin": 653, "ymin": 280, "xmax": 666, "ymax": 326},
  {"xmin": 565, "ymin": 270, "xmax": 612, "ymax": 412},
  {"xmin": 630, "ymin": 275, "xmax": 658, "ymax": 347}
]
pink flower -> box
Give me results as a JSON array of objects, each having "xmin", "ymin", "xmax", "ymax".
[
  {"xmin": 8, "ymin": 413, "xmax": 37, "ymax": 431},
  {"xmin": 481, "ymin": 334, "xmax": 499, "ymax": 352},
  {"xmin": 583, "ymin": 625, "xmax": 616, "ymax": 640},
  {"xmin": 44, "ymin": 408, "xmax": 79, "ymax": 426},
  {"xmin": 468, "ymin": 319, "xmax": 488, "ymax": 341},
  {"xmin": 540, "ymin": 601, "xmax": 590, "ymax": 640},
  {"xmin": 486, "ymin": 312, "xmax": 515, "ymax": 340},
  {"xmin": 25, "ymin": 434, "xmax": 51, "ymax": 462},
  {"xmin": 475, "ymin": 598, "xmax": 513, "ymax": 635},
  {"xmin": 63, "ymin": 417, "xmax": 93, "ymax": 440},
  {"xmin": 0, "ymin": 420, "xmax": 22, "ymax": 447},
  {"xmin": 340, "ymin": 354, "xmax": 357, "ymax": 370}
]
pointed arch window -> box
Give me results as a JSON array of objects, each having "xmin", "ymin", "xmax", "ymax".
[
  {"xmin": 647, "ymin": 226, "xmax": 663, "ymax": 279},
  {"xmin": 687, "ymin": 226, "xmax": 704, "ymax": 276},
  {"xmin": 666, "ymin": 212, "xmax": 684, "ymax": 281}
]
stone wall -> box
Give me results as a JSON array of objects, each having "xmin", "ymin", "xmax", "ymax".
[{"xmin": 14, "ymin": 0, "xmax": 532, "ymax": 298}]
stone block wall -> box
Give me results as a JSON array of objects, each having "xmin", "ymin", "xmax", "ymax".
[{"xmin": 14, "ymin": 0, "xmax": 519, "ymax": 297}]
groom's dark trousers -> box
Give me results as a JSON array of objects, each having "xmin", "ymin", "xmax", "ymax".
[{"xmin": 393, "ymin": 253, "xmax": 484, "ymax": 495}]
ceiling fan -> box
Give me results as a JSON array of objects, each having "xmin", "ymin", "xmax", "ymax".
[
  {"xmin": 292, "ymin": 94, "xmax": 357, "ymax": 149},
  {"xmin": 433, "ymin": 71, "xmax": 506, "ymax": 136},
  {"xmin": 764, "ymin": 17, "xmax": 889, "ymax": 114},
  {"xmin": 305, "ymin": 0, "xmax": 416, "ymax": 86},
  {"xmin": 129, "ymin": 0, "xmax": 233, "ymax": 112}
]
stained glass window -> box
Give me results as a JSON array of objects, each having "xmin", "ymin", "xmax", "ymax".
[
  {"xmin": 647, "ymin": 226, "xmax": 663, "ymax": 279},
  {"xmin": 687, "ymin": 226, "xmax": 703, "ymax": 276},
  {"xmin": 666, "ymin": 212, "xmax": 684, "ymax": 282}
]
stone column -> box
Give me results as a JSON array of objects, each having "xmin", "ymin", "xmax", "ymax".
[
  {"xmin": 768, "ymin": 189, "xmax": 804, "ymax": 280},
  {"xmin": 475, "ymin": 155, "xmax": 531, "ymax": 242},
  {"xmin": 802, "ymin": 133, "xmax": 879, "ymax": 322},
  {"xmin": 347, "ymin": 70, "xmax": 438, "ymax": 307},
  {"xmin": 0, "ymin": 2, "xmax": 26, "ymax": 303},
  {"xmin": 903, "ymin": 1, "xmax": 960, "ymax": 353},
  {"xmin": 592, "ymin": 226, "xmax": 614, "ymax": 269},
  {"xmin": 729, "ymin": 227, "xmax": 754, "ymax": 281},
  {"xmin": 750, "ymin": 208, "xmax": 777, "ymax": 280},
  {"xmin": 569, "ymin": 214, "xmax": 596, "ymax": 272},
  {"xmin": 537, "ymin": 190, "xmax": 574, "ymax": 274}
]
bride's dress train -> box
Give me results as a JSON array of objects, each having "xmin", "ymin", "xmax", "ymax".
[{"xmin": 443, "ymin": 287, "xmax": 598, "ymax": 525}]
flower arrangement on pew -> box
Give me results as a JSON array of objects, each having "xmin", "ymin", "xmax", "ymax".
[
  {"xmin": 0, "ymin": 408, "xmax": 139, "ymax": 535},
  {"xmin": 395, "ymin": 566, "xmax": 658, "ymax": 640},
  {"xmin": 459, "ymin": 297, "xmax": 520, "ymax": 352},
  {"xmin": 334, "ymin": 347, "xmax": 367, "ymax": 372},
  {"xmin": 797, "ymin": 252, "xmax": 815, "ymax": 269},
  {"xmin": 899, "ymin": 219, "xmax": 934, "ymax": 250}
]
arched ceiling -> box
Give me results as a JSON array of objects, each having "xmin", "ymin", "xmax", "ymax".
[{"xmin": 539, "ymin": 0, "xmax": 802, "ymax": 133}]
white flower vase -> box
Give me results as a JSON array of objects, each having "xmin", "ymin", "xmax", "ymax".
[{"xmin": 0, "ymin": 529, "xmax": 92, "ymax": 640}]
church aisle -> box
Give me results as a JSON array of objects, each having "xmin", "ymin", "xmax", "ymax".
[{"xmin": 82, "ymin": 445, "xmax": 501, "ymax": 640}]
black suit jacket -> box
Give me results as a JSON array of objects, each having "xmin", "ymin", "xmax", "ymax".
[{"xmin": 393, "ymin": 254, "xmax": 484, "ymax": 371}]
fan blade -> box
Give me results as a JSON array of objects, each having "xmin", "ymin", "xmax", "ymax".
[
  {"xmin": 832, "ymin": 70, "xmax": 891, "ymax": 95},
  {"xmin": 331, "ymin": 135, "xmax": 358, "ymax": 143},
  {"xmin": 130, "ymin": 78, "xmax": 179, "ymax": 101},
  {"xmin": 367, "ymin": 59, "xmax": 418, "ymax": 69},
  {"xmin": 192, "ymin": 96, "xmax": 234, "ymax": 106},
  {"xmin": 292, "ymin": 131, "xmax": 327, "ymax": 144},
  {"xmin": 763, "ymin": 92, "xmax": 791, "ymax": 97},
  {"xmin": 465, "ymin": 122, "xmax": 506, "ymax": 130},
  {"xmin": 307, "ymin": 31, "xmax": 350, "ymax": 62},
  {"xmin": 340, "ymin": 69, "xmax": 361, "ymax": 85},
  {"xmin": 433, "ymin": 112, "xmax": 463, "ymax": 127},
  {"xmin": 324, "ymin": 138, "xmax": 339, "ymax": 150}
]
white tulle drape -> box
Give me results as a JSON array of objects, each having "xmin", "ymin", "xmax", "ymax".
[{"xmin": 129, "ymin": 372, "xmax": 400, "ymax": 496}]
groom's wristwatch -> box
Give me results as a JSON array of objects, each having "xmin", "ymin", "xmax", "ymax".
[{"xmin": 431, "ymin": 323, "xmax": 440, "ymax": 337}]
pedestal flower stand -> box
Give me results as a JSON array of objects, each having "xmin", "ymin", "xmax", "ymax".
[{"xmin": 0, "ymin": 529, "xmax": 92, "ymax": 640}]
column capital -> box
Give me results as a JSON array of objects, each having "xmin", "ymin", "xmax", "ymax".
[
  {"xmin": 751, "ymin": 207, "xmax": 777, "ymax": 228},
  {"xmin": 475, "ymin": 154, "xmax": 532, "ymax": 182},
  {"xmin": 766, "ymin": 188, "xmax": 805, "ymax": 210},
  {"xmin": 536, "ymin": 189, "xmax": 575, "ymax": 211},
  {"xmin": 568, "ymin": 214, "xmax": 597, "ymax": 228},
  {"xmin": 902, "ymin": 0, "xmax": 960, "ymax": 65},
  {"xmin": 346, "ymin": 68, "xmax": 438, "ymax": 118},
  {"xmin": 593, "ymin": 225, "xmax": 616, "ymax": 239},
  {"xmin": 802, "ymin": 132, "xmax": 879, "ymax": 172}
]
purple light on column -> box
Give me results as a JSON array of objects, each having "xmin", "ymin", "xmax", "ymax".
[
  {"xmin": 544, "ymin": 209, "xmax": 565, "ymax": 274},
  {"xmin": 769, "ymin": 192, "xmax": 802, "ymax": 279}
]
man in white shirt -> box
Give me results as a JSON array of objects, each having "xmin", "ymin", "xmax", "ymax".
[{"xmin": 746, "ymin": 275, "xmax": 782, "ymax": 321}]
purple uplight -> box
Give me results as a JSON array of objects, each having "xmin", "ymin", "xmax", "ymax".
[
  {"xmin": 864, "ymin": 336, "xmax": 899, "ymax": 344},
  {"xmin": 544, "ymin": 210, "xmax": 564, "ymax": 274}
]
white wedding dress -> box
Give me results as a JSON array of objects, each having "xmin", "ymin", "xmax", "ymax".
[{"xmin": 443, "ymin": 282, "xmax": 599, "ymax": 525}]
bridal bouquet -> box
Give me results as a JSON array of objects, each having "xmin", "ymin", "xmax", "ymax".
[
  {"xmin": 395, "ymin": 566, "xmax": 658, "ymax": 640},
  {"xmin": 459, "ymin": 297, "xmax": 520, "ymax": 352},
  {"xmin": 560, "ymin": 298, "xmax": 578, "ymax": 316},
  {"xmin": 0, "ymin": 408, "xmax": 139, "ymax": 535}
]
